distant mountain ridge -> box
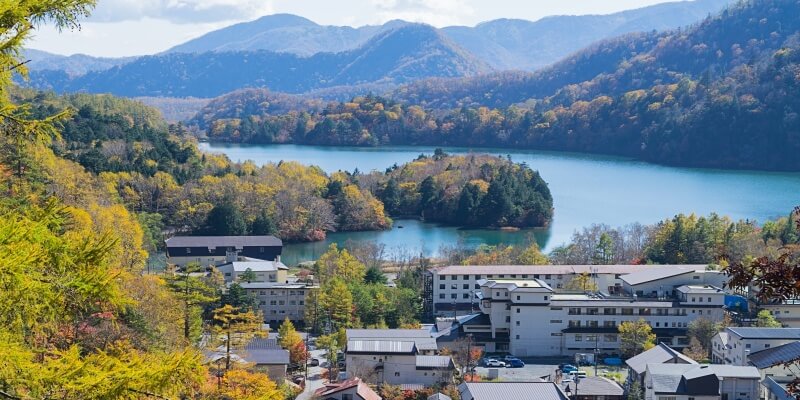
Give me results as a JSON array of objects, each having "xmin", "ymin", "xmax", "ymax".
[
  {"xmin": 26, "ymin": 24, "xmax": 490, "ymax": 98},
  {"xmin": 163, "ymin": 0, "xmax": 730, "ymax": 70}
]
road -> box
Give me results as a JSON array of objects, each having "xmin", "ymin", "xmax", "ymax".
[{"xmin": 296, "ymin": 348, "xmax": 328, "ymax": 400}]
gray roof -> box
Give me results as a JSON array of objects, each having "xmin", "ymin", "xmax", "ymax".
[
  {"xmin": 647, "ymin": 364, "xmax": 760, "ymax": 393},
  {"xmin": 626, "ymin": 343, "xmax": 697, "ymax": 374},
  {"xmin": 562, "ymin": 377, "xmax": 623, "ymax": 396},
  {"xmin": 347, "ymin": 328, "xmax": 438, "ymax": 350},
  {"xmin": 416, "ymin": 355, "xmax": 454, "ymax": 369},
  {"xmin": 219, "ymin": 260, "xmax": 288, "ymax": 272},
  {"xmin": 243, "ymin": 338, "xmax": 289, "ymax": 365},
  {"xmin": 748, "ymin": 341, "xmax": 800, "ymax": 369},
  {"xmin": 621, "ymin": 266, "xmax": 706, "ymax": 286},
  {"xmin": 435, "ymin": 264, "xmax": 671, "ymax": 276},
  {"xmin": 165, "ymin": 235, "xmax": 282, "ymax": 248},
  {"xmin": 347, "ymin": 340, "xmax": 416, "ymax": 353},
  {"xmin": 676, "ymin": 285, "xmax": 723, "ymax": 294},
  {"xmin": 428, "ymin": 394, "xmax": 452, "ymax": 400},
  {"xmin": 727, "ymin": 327, "xmax": 800, "ymax": 340},
  {"xmin": 459, "ymin": 382, "xmax": 568, "ymax": 400}
]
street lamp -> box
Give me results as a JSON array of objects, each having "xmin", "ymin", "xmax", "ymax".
[{"xmin": 563, "ymin": 377, "xmax": 579, "ymax": 400}]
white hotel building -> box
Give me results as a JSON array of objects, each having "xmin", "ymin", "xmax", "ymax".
[
  {"xmin": 463, "ymin": 266, "xmax": 727, "ymax": 356},
  {"xmin": 426, "ymin": 264, "xmax": 712, "ymax": 318}
]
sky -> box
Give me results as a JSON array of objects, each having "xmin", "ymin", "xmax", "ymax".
[{"xmin": 30, "ymin": 0, "xmax": 678, "ymax": 57}]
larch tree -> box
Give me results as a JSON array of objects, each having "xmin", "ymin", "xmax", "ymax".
[
  {"xmin": 618, "ymin": 319, "xmax": 656, "ymax": 358},
  {"xmin": 211, "ymin": 304, "xmax": 266, "ymax": 371},
  {"xmin": 165, "ymin": 262, "xmax": 219, "ymax": 341}
]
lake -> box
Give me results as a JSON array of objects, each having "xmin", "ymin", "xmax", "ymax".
[{"xmin": 198, "ymin": 143, "xmax": 800, "ymax": 265}]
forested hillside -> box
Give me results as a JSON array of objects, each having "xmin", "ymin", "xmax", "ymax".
[
  {"xmin": 200, "ymin": 0, "xmax": 800, "ymax": 171},
  {"xmin": 26, "ymin": 24, "xmax": 490, "ymax": 98}
]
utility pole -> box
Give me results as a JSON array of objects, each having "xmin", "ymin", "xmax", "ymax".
[
  {"xmin": 594, "ymin": 334, "xmax": 599, "ymax": 376},
  {"xmin": 468, "ymin": 333, "xmax": 475, "ymax": 382},
  {"xmin": 304, "ymin": 328, "xmax": 310, "ymax": 382}
]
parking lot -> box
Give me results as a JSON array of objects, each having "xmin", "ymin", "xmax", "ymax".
[{"xmin": 471, "ymin": 358, "xmax": 628, "ymax": 383}]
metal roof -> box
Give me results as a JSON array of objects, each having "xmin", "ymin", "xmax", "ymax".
[
  {"xmin": 346, "ymin": 340, "xmax": 416, "ymax": 353},
  {"xmin": 428, "ymin": 394, "xmax": 453, "ymax": 400},
  {"xmin": 218, "ymin": 260, "xmax": 288, "ymax": 272},
  {"xmin": 621, "ymin": 266, "xmax": 707, "ymax": 286},
  {"xmin": 416, "ymin": 355, "xmax": 454, "ymax": 369},
  {"xmin": 561, "ymin": 377, "xmax": 623, "ymax": 396},
  {"xmin": 165, "ymin": 235, "xmax": 282, "ymax": 248},
  {"xmin": 435, "ymin": 264, "xmax": 673, "ymax": 276},
  {"xmin": 459, "ymin": 382, "xmax": 568, "ymax": 400},
  {"xmin": 347, "ymin": 329, "xmax": 432, "ymax": 338},
  {"xmin": 625, "ymin": 343, "xmax": 697, "ymax": 374},
  {"xmin": 748, "ymin": 341, "xmax": 800, "ymax": 369},
  {"xmin": 727, "ymin": 327, "xmax": 800, "ymax": 340},
  {"xmin": 676, "ymin": 285, "xmax": 723, "ymax": 294},
  {"xmin": 647, "ymin": 364, "xmax": 760, "ymax": 393}
]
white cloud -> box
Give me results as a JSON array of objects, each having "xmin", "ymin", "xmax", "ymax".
[{"xmin": 88, "ymin": 0, "xmax": 275, "ymax": 23}]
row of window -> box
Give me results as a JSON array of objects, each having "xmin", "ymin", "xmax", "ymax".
[
  {"xmin": 567, "ymin": 307, "xmax": 688, "ymax": 316},
  {"xmin": 258, "ymin": 300, "xmax": 305, "ymax": 306},
  {"xmin": 256, "ymin": 290, "xmax": 306, "ymax": 296}
]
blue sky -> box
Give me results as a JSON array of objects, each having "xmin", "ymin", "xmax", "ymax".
[{"xmin": 30, "ymin": 0, "xmax": 678, "ymax": 57}]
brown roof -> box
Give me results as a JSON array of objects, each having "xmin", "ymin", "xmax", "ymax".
[{"xmin": 314, "ymin": 377, "xmax": 381, "ymax": 400}]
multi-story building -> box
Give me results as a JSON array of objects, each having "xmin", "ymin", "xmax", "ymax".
[
  {"xmin": 643, "ymin": 364, "xmax": 760, "ymax": 400},
  {"xmin": 165, "ymin": 235, "xmax": 282, "ymax": 267},
  {"xmin": 426, "ymin": 265, "xmax": 715, "ymax": 318},
  {"xmin": 472, "ymin": 275, "xmax": 727, "ymax": 357},
  {"xmin": 238, "ymin": 282, "xmax": 317, "ymax": 326},
  {"xmin": 625, "ymin": 343, "xmax": 697, "ymax": 387},
  {"xmin": 711, "ymin": 327, "xmax": 800, "ymax": 365}
]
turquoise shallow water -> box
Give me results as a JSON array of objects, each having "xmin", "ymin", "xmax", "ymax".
[{"xmin": 199, "ymin": 143, "xmax": 800, "ymax": 265}]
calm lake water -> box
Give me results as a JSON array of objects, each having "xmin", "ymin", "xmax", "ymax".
[{"xmin": 199, "ymin": 143, "xmax": 800, "ymax": 265}]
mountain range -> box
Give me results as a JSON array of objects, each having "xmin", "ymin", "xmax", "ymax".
[
  {"xmin": 26, "ymin": 24, "xmax": 489, "ymax": 97},
  {"xmin": 22, "ymin": 0, "xmax": 733, "ymax": 99}
]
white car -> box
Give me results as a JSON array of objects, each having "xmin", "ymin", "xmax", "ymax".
[{"xmin": 485, "ymin": 359, "xmax": 506, "ymax": 368}]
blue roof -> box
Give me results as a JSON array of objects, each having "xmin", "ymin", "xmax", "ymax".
[{"xmin": 748, "ymin": 341, "xmax": 800, "ymax": 369}]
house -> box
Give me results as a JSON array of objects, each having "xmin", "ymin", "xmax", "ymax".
[
  {"xmin": 644, "ymin": 364, "xmax": 760, "ymax": 400},
  {"xmin": 458, "ymin": 382, "xmax": 570, "ymax": 400},
  {"xmin": 470, "ymin": 273, "xmax": 727, "ymax": 357},
  {"xmin": 202, "ymin": 338, "xmax": 289, "ymax": 383},
  {"xmin": 344, "ymin": 339, "xmax": 454, "ymax": 387},
  {"xmin": 626, "ymin": 343, "xmax": 697, "ymax": 386},
  {"xmin": 346, "ymin": 329, "xmax": 439, "ymax": 355},
  {"xmin": 428, "ymin": 394, "xmax": 452, "ymax": 400},
  {"xmin": 314, "ymin": 377, "xmax": 382, "ymax": 400},
  {"xmin": 217, "ymin": 259, "xmax": 288, "ymax": 284},
  {"xmin": 560, "ymin": 376, "xmax": 624, "ymax": 400},
  {"xmin": 746, "ymin": 341, "xmax": 800, "ymax": 400},
  {"xmin": 165, "ymin": 235, "xmax": 282, "ymax": 267},
  {"xmin": 620, "ymin": 267, "xmax": 726, "ymax": 299},
  {"xmin": 426, "ymin": 264, "xmax": 703, "ymax": 318},
  {"xmin": 711, "ymin": 327, "xmax": 800, "ymax": 365}
]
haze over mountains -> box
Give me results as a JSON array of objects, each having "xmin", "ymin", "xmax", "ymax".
[{"xmin": 23, "ymin": 0, "xmax": 732, "ymax": 99}]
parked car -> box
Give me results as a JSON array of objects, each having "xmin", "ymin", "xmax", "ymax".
[
  {"xmin": 503, "ymin": 355, "xmax": 518, "ymax": 361},
  {"xmin": 561, "ymin": 377, "xmax": 574, "ymax": 384},
  {"xmin": 507, "ymin": 358, "xmax": 525, "ymax": 368},
  {"xmin": 561, "ymin": 364, "xmax": 578, "ymax": 373},
  {"xmin": 308, "ymin": 358, "xmax": 320, "ymax": 366},
  {"xmin": 485, "ymin": 359, "xmax": 507, "ymax": 368},
  {"xmin": 568, "ymin": 370, "xmax": 587, "ymax": 378}
]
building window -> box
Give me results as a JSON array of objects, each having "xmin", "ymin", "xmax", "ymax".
[
  {"xmin": 575, "ymin": 334, "xmax": 582, "ymax": 342},
  {"xmin": 568, "ymin": 308, "xmax": 581, "ymax": 315},
  {"xmin": 604, "ymin": 334, "xmax": 617, "ymax": 342},
  {"xmin": 516, "ymin": 335, "xmax": 520, "ymax": 339},
  {"xmin": 463, "ymin": 284, "xmax": 470, "ymax": 290},
  {"xmin": 603, "ymin": 321, "xmax": 616, "ymax": 328},
  {"xmin": 587, "ymin": 321, "xmax": 599, "ymax": 328},
  {"xmin": 270, "ymin": 301, "xmax": 277, "ymax": 305},
  {"xmin": 544, "ymin": 296, "xmax": 548, "ymax": 300},
  {"xmin": 568, "ymin": 320, "xmax": 580, "ymax": 327},
  {"xmin": 475, "ymin": 284, "xmax": 480, "ymax": 289},
  {"xmin": 516, "ymin": 321, "xmax": 520, "ymax": 326},
  {"xmin": 259, "ymin": 247, "xmax": 264, "ymax": 253},
  {"xmin": 517, "ymin": 296, "xmax": 521, "ymax": 301},
  {"xmin": 278, "ymin": 301, "xmax": 285, "ymax": 305},
  {"xmin": 708, "ymin": 297, "xmax": 712, "ymax": 302},
  {"xmin": 511, "ymin": 274, "xmax": 517, "ymax": 278},
  {"xmin": 622, "ymin": 308, "xmax": 633, "ymax": 315},
  {"xmin": 587, "ymin": 308, "xmax": 599, "ymax": 315},
  {"xmin": 463, "ymin": 293, "xmax": 470, "ymax": 299},
  {"xmin": 451, "ymin": 276, "xmax": 457, "ymax": 280},
  {"xmin": 225, "ymin": 273, "xmax": 232, "ymax": 277},
  {"xmin": 551, "ymin": 320, "xmax": 563, "ymax": 324},
  {"xmin": 505, "ymin": 316, "xmax": 510, "ymax": 322},
  {"xmin": 439, "ymin": 294, "xmax": 445, "ymax": 299},
  {"xmin": 440, "ymin": 284, "xmax": 445, "ymax": 289},
  {"xmin": 451, "ymin": 294, "xmax": 457, "ymax": 299},
  {"xmin": 639, "ymin": 308, "xmax": 651, "ymax": 315},
  {"xmin": 463, "ymin": 275, "xmax": 470, "ymax": 280},
  {"xmin": 394, "ymin": 372, "xmax": 400, "ymax": 377},
  {"xmin": 604, "ymin": 308, "xmax": 616, "ymax": 315},
  {"xmin": 452, "ymin": 284, "xmax": 458, "ymax": 290},
  {"xmin": 186, "ymin": 247, "xmax": 191, "ymax": 254}
]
